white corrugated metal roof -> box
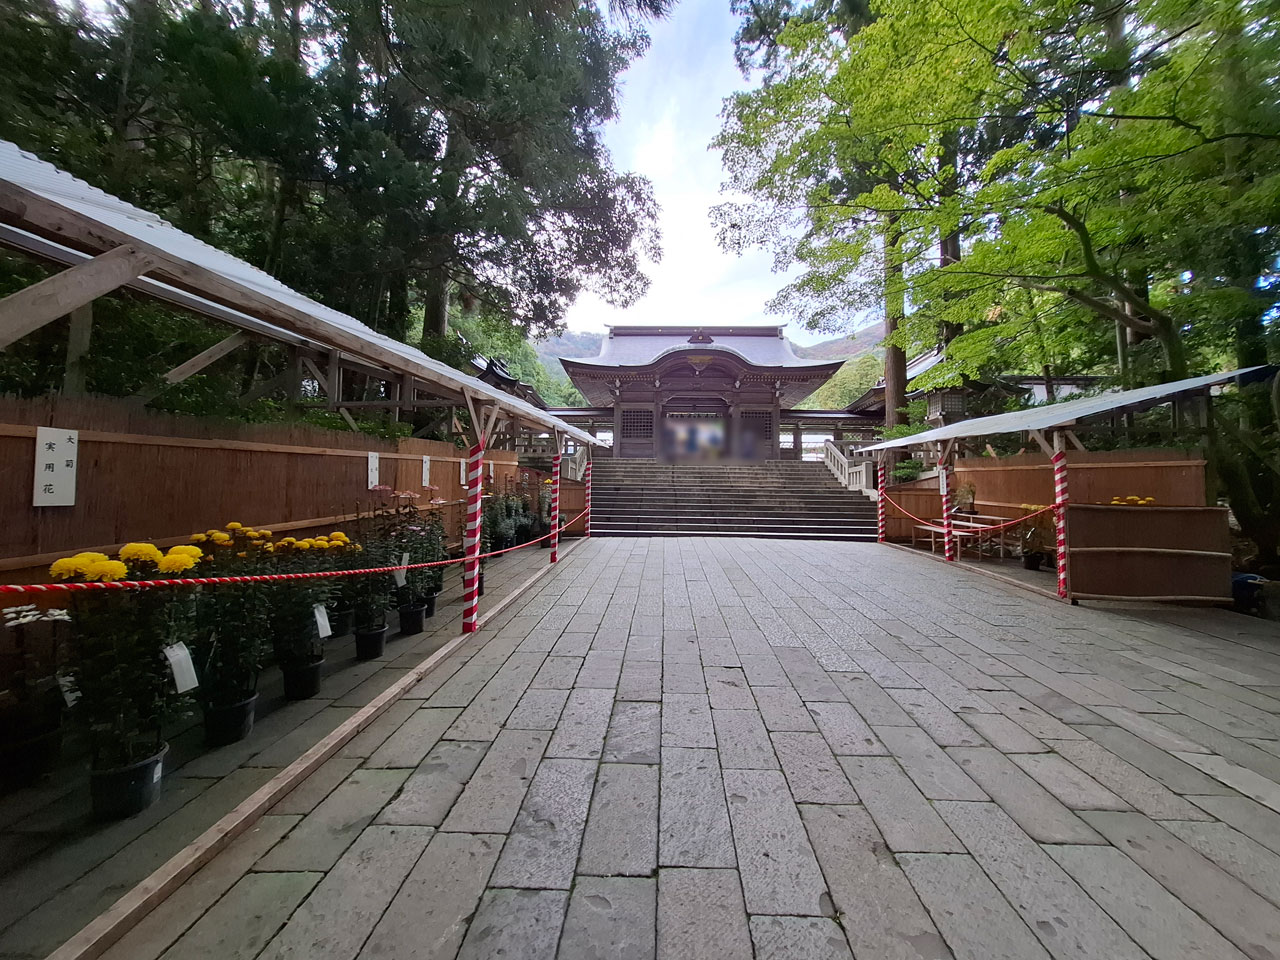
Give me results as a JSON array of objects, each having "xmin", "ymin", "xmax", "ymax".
[
  {"xmin": 855, "ymin": 367, "xmax": 1266, "ymax": 452},
  {"xmin": 0, "ymin": 140, "xmax": 600, "ymax": 446}
]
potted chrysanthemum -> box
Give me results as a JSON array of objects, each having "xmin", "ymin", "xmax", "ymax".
[
  {"xmin": 51, "ymin": 548, "xmax": 193, "ymax": 818},
  {"xmin": 269, "ymin": 535, "xmax": 334, "ymax": 697},
  {"xmin": 189, "ymin": 527, "xmax": 273, "ymax": 735}
]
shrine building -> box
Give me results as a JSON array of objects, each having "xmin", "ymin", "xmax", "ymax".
[{"xmin": 551, "ymin": 325, "xmax": 878, "ymax": 459}]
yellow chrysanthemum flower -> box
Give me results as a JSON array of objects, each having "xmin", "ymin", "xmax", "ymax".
[
  {"xmin": 85, "ymin": 560, "xmax": 129, "ymax": 582},
  {"xmin": 119, "ymin": 542, "xmax": 164, "ymax": 564},
  {"xmin": 190, "ymin": 533, "xmax": 208, "ymax": 543},
  {"xmin": 257, "ymin": 529, "xmax": 272, "ymax": 539},
  {"xmin": 262, "ymin": 542, "xmax": 275, "ymax": 553},
  {"xmin": 280, "ymin": 537, "xmax": 297, "ymax": 545},
  {"xmin": 226, "ymin": 522, "xmax": 243, "ymax": 530},
  {"xmin": 157, "ymin": 553, "xmax": 196, "ymax": 574},
  {"xmin": 74, "ymin": 552, "xmax": 109, "ymax": 563},
  {"xmin": 327, "ymin": 540, "xmax": 346, "ymax": 549},
  {"xmin": 168, "ymin": 545, "xmax": 204, "ymax": 559},
  {"xmin": 50, "ymin": 556, "xmax": 91, "ymax": 579},
  {"xmin": 329, "ymin": 531, "xmax": 348, "ymax": 541},
  {"xmin": 295, "ymin": 541, "xmax": 311, "ymax": 551}
]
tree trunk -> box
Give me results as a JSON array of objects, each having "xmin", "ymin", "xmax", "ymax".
[
  {"xmin": 938, "ymin": 132, "xmax": 963, "ymax": 344},
  {"xmin": 421, "ymin": 264, "xmax": 450, "ymax": 344},
  {"xmin": 883, "ymin": 215, "xmax": 907, "ymax": 431}
]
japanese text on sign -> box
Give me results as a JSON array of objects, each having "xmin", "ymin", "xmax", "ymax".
[{"xmin": 33, "ymin": 427, "xmax": 77, "ymax": 506}]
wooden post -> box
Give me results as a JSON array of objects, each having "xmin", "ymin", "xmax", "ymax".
[
  {"xmin": 1052, "ymin": 431, "xmax": 1070, "ymax": 600},
  {"xmin": 584, "ymin": 456, "xmax": 593, "ymax": 538},
  {"xmin": 939, "ymin": 460, "xmax": 957, "ymax": 561},
  {"xmin": 462, "ymin": 438, "xmax": 484, "ymax": 633},
  {"xmin": 550, "ymin": 446, "xmax": 562, "ymax": 563},
  {"xmin": 876, "ymin": 460, "xmax": 887, "ymax": 543},
  {"xmin": 62, "ymin": 303, "xmax": 93, "ymax": 396}
]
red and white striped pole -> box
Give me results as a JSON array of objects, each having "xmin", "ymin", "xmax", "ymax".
[
  {"xmin": 550, "ymin": 453, "xmax": 561, "ymax": 563},
  {"xmin": 462, "ymin": 440, "xmax": 484, "ymax": 632},
  {"xmin": 940, "ymin": 461, "xmax": 957, "ymax": 562},
  {"xmin": 876, "ymin": 461, "xmax": 887, "ymax": 543},
  {"xmin": 583, "ymin": 460, "xmax": 592, "ymax": 538},
  {"xmin": 1052, "ymin": 449, "xmax": 1069, "ymax": 599}
]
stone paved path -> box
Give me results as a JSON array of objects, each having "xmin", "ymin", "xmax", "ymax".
[{"xmin": 85, "ymin": 538, "xmax": 1280, "ymax": 959}]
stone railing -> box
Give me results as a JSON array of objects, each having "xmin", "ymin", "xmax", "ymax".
[{"xmin": 824, "ymin": 440, "xmax": 877, "ymax": 493}]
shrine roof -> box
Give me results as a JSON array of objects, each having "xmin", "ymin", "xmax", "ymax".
[{"xmin": 562, "ymin": 325, "xmax": 837, "ymax": 372}]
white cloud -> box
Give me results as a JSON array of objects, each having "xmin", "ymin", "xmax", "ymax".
[{"xmin": 565, "ymin": 0, "xmax": 830, "ymax": 344}]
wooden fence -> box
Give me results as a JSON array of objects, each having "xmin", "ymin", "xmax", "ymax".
[
  {"xmin": 880, "ymin": 447, "xmax": 1228, "ymax": 602},
  {"xmin": 0, "ymin": 396, "xmax": 585, "ymax": 579}
]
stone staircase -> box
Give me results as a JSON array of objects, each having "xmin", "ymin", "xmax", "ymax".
[{"xmin": 590, "ymin": 459, "xmax": 878, "ymax": 540}]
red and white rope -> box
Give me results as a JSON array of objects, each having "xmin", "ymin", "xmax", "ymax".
[
  {"xmin": 939, "ymin": 463, "xmax": 957, "ymax": 562},
  {"xmin": 583, "ymin": 460, "xmax": 592, "ymax": 538},
  {"xmin": 462, "ymin": 440, "xmax": 484, "ymax": 633},
  {"xmin": 1052, "ymin": 451, "xmax": 1069, "ymax": 599},
  {"xmin": 875, "ymin": 463, "xmax": 887, "ymax": 543},
  {"xmin": 550, "ymin": 453, "xmax": 561, "ymax": 564}
]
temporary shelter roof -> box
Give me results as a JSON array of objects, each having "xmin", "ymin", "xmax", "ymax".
[
  {"xmin": 854, "ymin": 367, "xmax": 1267, "ymax": 453},
  {"xmin": 0, "ymin": 140, "xmax": 600, "ymax": 446}
]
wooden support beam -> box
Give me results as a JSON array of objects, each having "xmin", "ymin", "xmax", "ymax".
[
  {"xmin": 166, "ymin": 332, "xmax": 247, "ymax": 386},
  {"xmin": 238, "ymin": 368, "xmax": 290, "ymax": 406},
  {"xmin": 1027, "ymin": 429, "xmax": 1055, "ymax": 457},
  {"xmin": 0, "ymin": 245, "xmax": 155, "ymax": 349},
  {"xmin": 62, "ymin": 303, "xmax": 93, "ymax": 396},
  {"xmin": 134, "ymin": 332, "xmax": 248, "ymax": 403},
  {"xmin": 301, "ymin": 356, "xmax": 328, "ymax": 394},
  {"xmin": 327, "ymin": 349, "xmax": 342, "ymax": 410},
  {"xmin": 338, "ymin": 408, "xmax": 359, "ymax": 431}
]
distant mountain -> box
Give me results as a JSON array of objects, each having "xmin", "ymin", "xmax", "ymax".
[
  {"xmin": 791, "ymin": 324, "xmax": 884, "ymax": 361},
  {"xmin": 531, "ymin": 330, "xmax": 604, "ymax": 378},
  {"xmin": 531, "ymin": 324, "xmax": 883, "ymax": 375}
]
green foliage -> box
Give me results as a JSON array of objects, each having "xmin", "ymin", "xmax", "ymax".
[
  {"xmin": 721, "ymin": 0, "xmax": 1280, "ymax": 557},
  {"xmin": 796, "ymin": 353, "xmax": 880, "ymax": 408},
  {"xmin": 0, "ymin": 0, "xmax": 661, "ymax": 420}
]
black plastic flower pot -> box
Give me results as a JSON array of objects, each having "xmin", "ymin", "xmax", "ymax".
[
  {"xmin": 1022, "ymin": 552, "xmax": 1043, "ymax": 571},
  {"xmin": 355, "ymin": 624, "xmax": 388, "ymax": 661},
  {"xmin": 328, "ymin": 608, "xmax": 355, "ymax": 638},
  {"xmin": 478, "ymin": 571, "xmax": 485, "ymax": 597},
  {"xmin": 281, "ymin": 658, "xmax": 325, "ymax": 700},
  {"xmin": 202, "ymin": 693, "xmax": 258, "ymax": 747},
  {"xmin": 424, "ymin": 593, "xmax": 437, "ymax": 619},
  {"xmin": 398, "ymin": 603, "xmax": 427, "ymax": 637},
  {"xmin": 90, "ymin": 742, "xmax": 168, "ymax": 820}
]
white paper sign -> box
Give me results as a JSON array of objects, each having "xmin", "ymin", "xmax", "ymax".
[
  {"xmin": 162, "ymin": 642, "xmax": 200, "ymax": 693},
  {"xmin": 458, "ymin": 458, "xmax": 466, "ymax": 484},
  {"xmin": 394, "ymin": 551, "xmax": 409, "ymax": 588},
  {"xmin": 33, "ymin": 426, "xmax": 78, "ymax": 507},
  {"xmin": 313, "ymin": 603, "xmax": 332, "ymax": 639},
  {"xmin": 488, "ymin": 462, "xmax": 494, "ymax": 478},
  {"xmin": 422, "ymin": 456, "xmax": 431, "ymax": 487},
  {"xmin": 367, "ymin": 452, "xmax": 380, "ymax": 489}
]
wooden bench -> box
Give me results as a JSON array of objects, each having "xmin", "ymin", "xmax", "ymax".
[{"xmin": 912, "ymin": 523, "xmax": 981, "ymax": 555}]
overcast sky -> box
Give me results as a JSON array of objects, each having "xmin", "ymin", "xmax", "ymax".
[{"xmin": 563, "ymin": 0, "xmax": 833, "ymax": 346}]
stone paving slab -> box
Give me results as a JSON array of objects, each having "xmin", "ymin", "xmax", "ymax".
[{"xmin": 17, "ymin": 537, "xmax": 1280, "ymax": 960}]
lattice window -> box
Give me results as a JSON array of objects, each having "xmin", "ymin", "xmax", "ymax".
[
  {"xmin": 741, "ymin": 410, "xmax": 774, "ymax": 440},
  {"xmin": 620, "ymin": 409, "xmax": 655, "ymax": 439}
]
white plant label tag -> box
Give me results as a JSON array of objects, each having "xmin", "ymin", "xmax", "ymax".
[
  {"xmin": 162, "ymin": 642, "xmax": 199, "ymax": 693},
  {"xmin": 459, "ymin": 458, "xmax": 466, "ymax": 484},
  {"xmin": 422, "ymin": 455, "xmax": 431, "ymax": 486},
  {"xmin": 313, "ymin": 603, "xmax": 332, "ymax": 639},
  {"xmin": 367, "ymin": 452, "xmax": 380, "ymax": 489},
  {"xmin": 33, "ymin": 426, "xmax": 78, "ymax": 506},
  {"xmin": 394, "ymin": 552, "xmax": 409, "ymax": 587}
]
